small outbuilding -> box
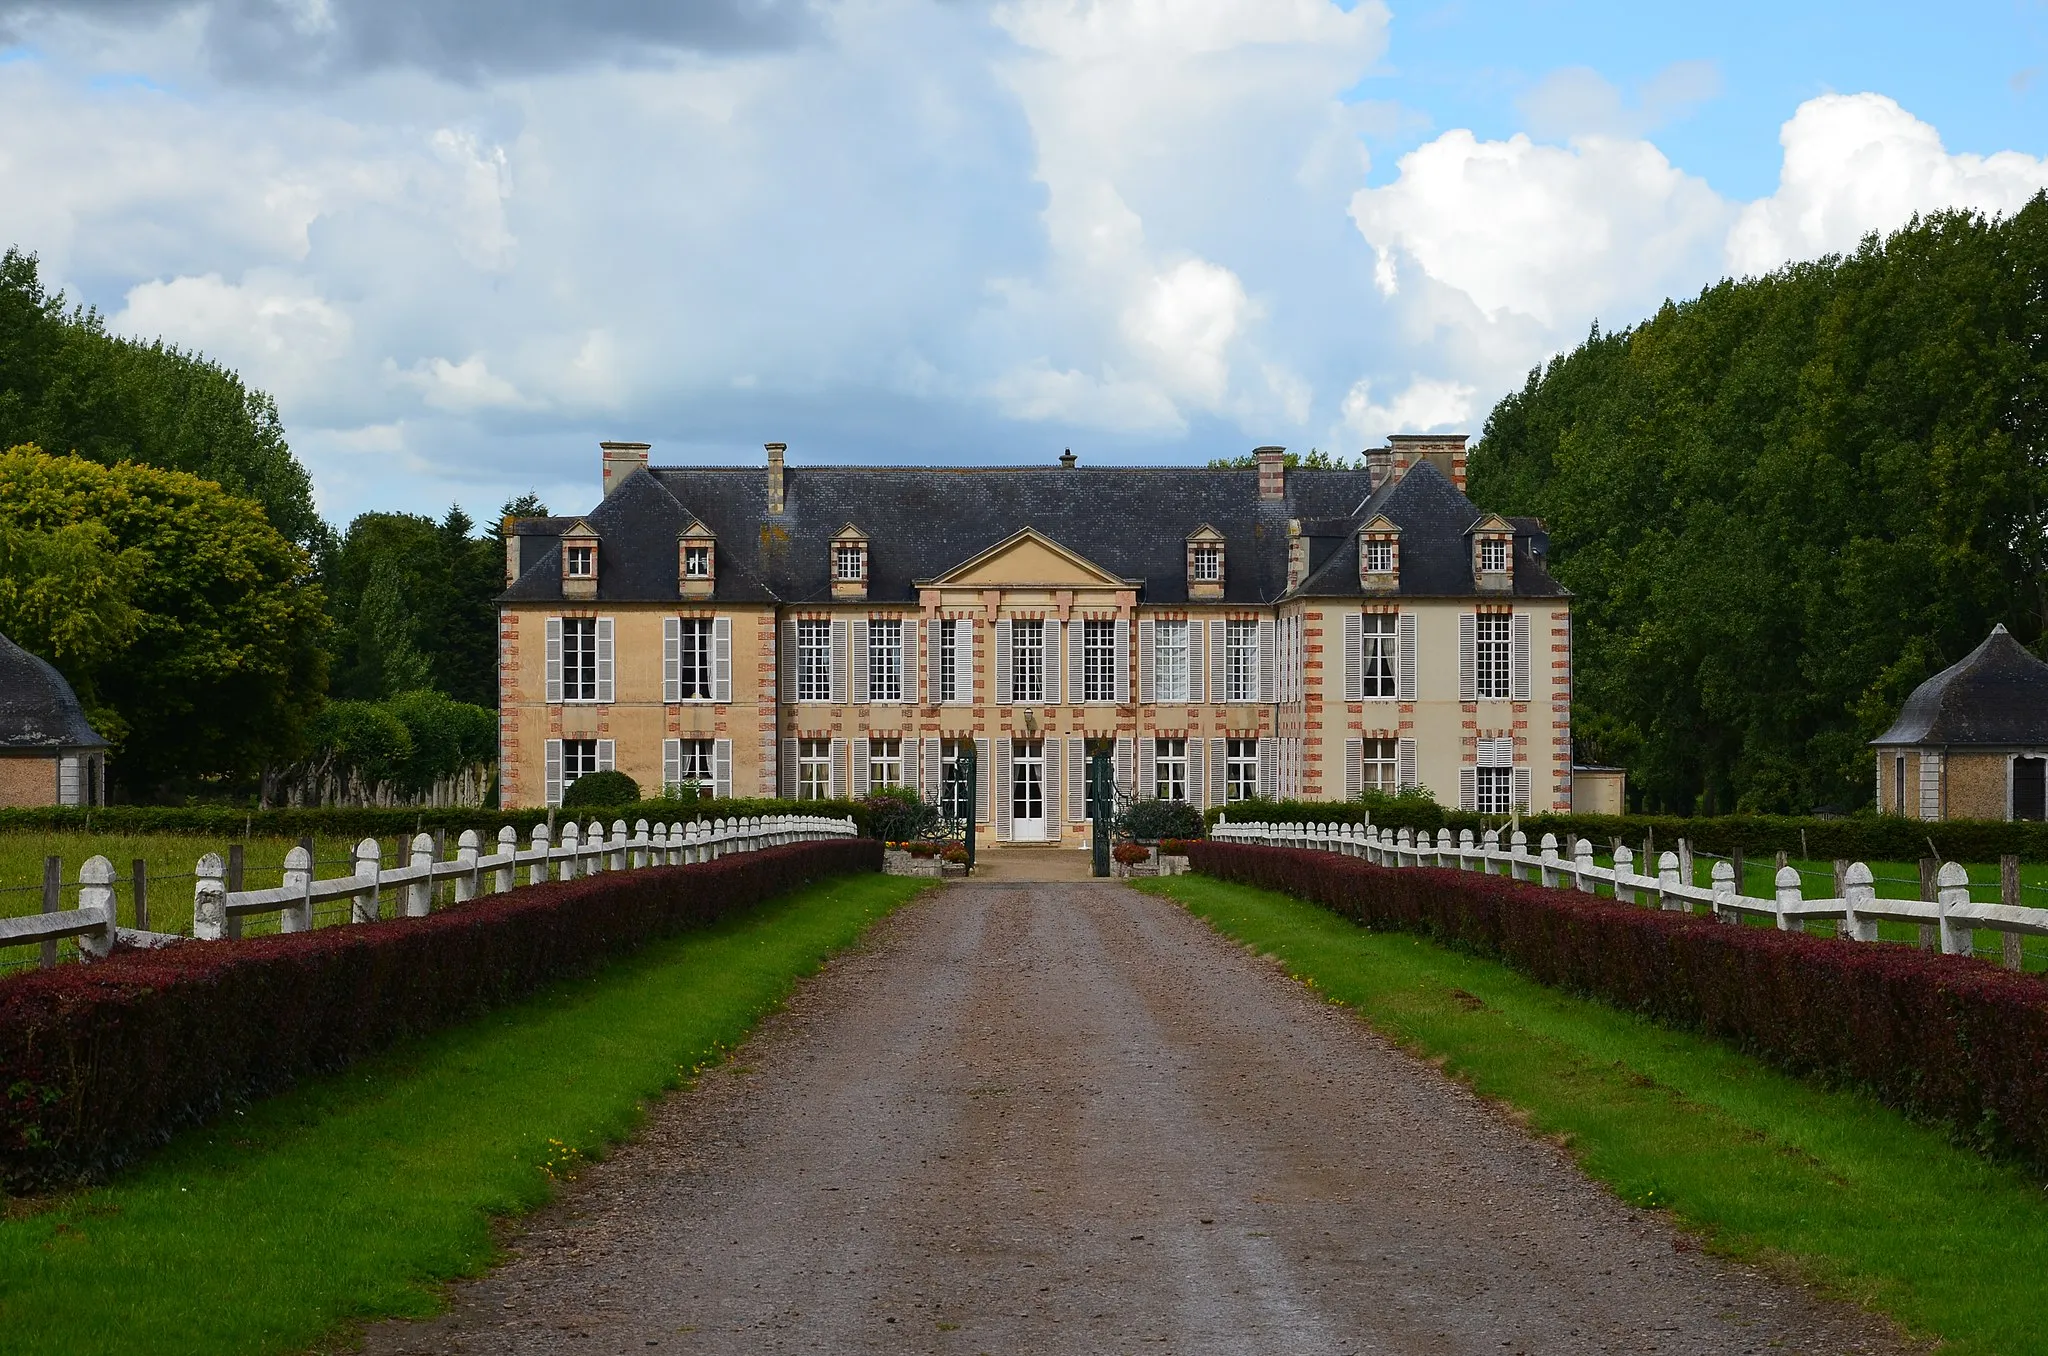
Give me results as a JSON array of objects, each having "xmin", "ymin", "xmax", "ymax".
[
  {"xmin": 1870, "ymin": 624, "xmax": 2048, "ymax": 821},
  {"xmin": 0, "ymin": 630, "xmax": 108, "ymax": 807}
]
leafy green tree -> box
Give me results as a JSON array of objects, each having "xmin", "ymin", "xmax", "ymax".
[
  {"xmin": 1206, "ymin": 447, "xmax": 1357, "ymax": 469},
  {"xmin": 0, "ymin": 446, "xmax": 328, "ymax": 795},
  {"xmin": 322, "ymin": 507, "xmax": 501, "ymax": 706},
  {"xmin": 303, "ymin": 701, "xmax": 414, "ymax": 792},
  {"xmin": 1468, "ymin": 195, "xmax": 2048, "ymax": 813}
]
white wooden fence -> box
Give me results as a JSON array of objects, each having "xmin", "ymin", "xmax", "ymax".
[
  {"xmin": 1210, "ymin": 818, "xmax": 2047, "ymax": 966},
  {"xmin": 3, "ymin": 814, "xmax": 859, "ymax": 964}
]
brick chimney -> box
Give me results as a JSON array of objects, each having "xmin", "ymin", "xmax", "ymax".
[
  {"xmin": 1365, "ymin": 445, "xmax": 1393, "ymax": 493},
  {"xmin": 1254, "ymin": 446, "xmax": 1286, "ymax": 501},
  {"xmin": 766, "ymin": 442, "xmax": 787, "ymax": 515},
  {"xmin": 601, "ymin": 441, "xmax": 651, "ymax": 497},
  {"xmin": 1386, "ymin": 433, "xmax": 1468, "ymax": 492}
]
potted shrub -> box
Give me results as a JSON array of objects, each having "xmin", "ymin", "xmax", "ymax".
[
  {"xmin": 940, "ymin": 843, "xmax": 971, "ymax": 876},
  {"xmin": 1112, "ymin": 840, "xmax": 1152, "ymax": 878},
  {"xmin": 1158, "ymin": 837, "xmax": 1191, "ymax": 876}
]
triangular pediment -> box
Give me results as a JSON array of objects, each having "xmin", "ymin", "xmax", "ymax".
[
  {"xmin": 1185, "ymin": 523, "xmax": 1225, "ymax": 542},
  {"xmin": 562, "ymin": 518, "xmax": 599, "ymax": 540},
  {"xmin": 1468, "ymin": 512, "xmax": 1512, "ymax": 536},
  {"xmin": 1362, "ymin": 514, "xmax": 1400, "ymax": 535},
  {"xmin": 921, "ymin": 527, "xmax": 1128, "ymax": 588}
]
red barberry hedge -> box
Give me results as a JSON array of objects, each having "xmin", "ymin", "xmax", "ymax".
[
  {"xmin": 1189, "ymin": 841, "xmax": 2048, "ymax": 1168},
  {"xmin": 0, "ymin": 838, "xmax": 881, "ymax": 1190}
]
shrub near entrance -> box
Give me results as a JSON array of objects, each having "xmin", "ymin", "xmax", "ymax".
[{"xmin": 1188, "ymin": 841, "xmax": 2048, "ymax": 1170}]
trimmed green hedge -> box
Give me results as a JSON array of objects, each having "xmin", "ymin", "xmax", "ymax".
[
  {"xmin": 1203, "ymin": 798, "xmax": 2048, "ymax": 863},
  {"xmin": 0, "ymin": 797, "xmax": 878, "ymax": 840}
]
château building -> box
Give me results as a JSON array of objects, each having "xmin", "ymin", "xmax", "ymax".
[{"xmin": 496, "ymin": 438, "xmax": 1574, "ymax": 842}]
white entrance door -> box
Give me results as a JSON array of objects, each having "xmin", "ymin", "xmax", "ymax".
[{"xmin": 1011, "ymin": 740, "xmax": 1047, "ymax": 841}]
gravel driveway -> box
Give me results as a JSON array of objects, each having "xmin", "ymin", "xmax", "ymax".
[{"xmin": 360, "ymin": 880, "xmax": 1908, "ymax": 1355}]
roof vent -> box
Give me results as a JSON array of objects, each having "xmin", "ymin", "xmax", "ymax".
[{"xmin": 1059, "ymin": 448, "xmax": 1077, "ymax": 469}]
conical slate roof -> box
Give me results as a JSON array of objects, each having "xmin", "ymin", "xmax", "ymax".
[
  {"xmin": 1870, "ymin": 625, "xmax": 2048, "ymax": 748},
  {"xmin": 0, "ymin": 631, "xmax": 106, "ymax": 750}
]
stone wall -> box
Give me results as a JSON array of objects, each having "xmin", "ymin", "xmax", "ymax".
[{"xmin": 0, "ymin": 754, "xmax": 57, "ymax": 807}]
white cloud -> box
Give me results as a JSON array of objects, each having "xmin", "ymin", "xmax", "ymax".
[
  {"xmin": 1517, "ymin": 60, "xmax": 1722, "ymax": 142},
  {"xmin": 1341, "ymin": 376, "xmax": 1477, "ymax": 443},
  {"xmin": 1727, "ymin": 93, "xmax": 2048, "ymax": 276},
  {"xmin": 113, "ymin": 271, "xmax": 352, "ymax": 405},
  {"xmin": 393, "ymin": 354, "xmax": 532, "ymax": 412}
]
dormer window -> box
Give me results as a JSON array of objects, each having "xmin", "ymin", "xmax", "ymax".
[
  {"xmin": 1471, "ymin": 514, "xmax": 1514, "ymax": 592},
  {"xmin": 835, "ymin": 544, "xmax": 865, "ymax": 581},
  {"xmin": 1365, "ymin": 539, "xmax": 1393, "ymax": 573},
  {"xmin": 1359, "ymin": 515, "xmax": 1401, "ymax": 592},
  {"xmin": 678, "ymin": 519, "xmax": 717, "ymax": 599},
  {"xmin": 1191, "ymin": 544, "xmax": 1222, "ymax": 582},
  {"xmin": 566, "ymin": 545, "xmax": 595, "ymax": 578},
  {"xmin": 560, "ymin": 523, "xmax": 600, "ymax": 599},
  {"xmin": 1479, "ymin": 538, "xmax": 1508, "ymax": 574},
  {"xmin": 684, "ymin": 544, "xmax": 712, "ymax": 579}
]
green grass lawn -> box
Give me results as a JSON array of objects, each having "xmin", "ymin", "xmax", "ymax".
[
  {"xmin": 0, "ymin": 870, "xmax": 932, "ymax": 1356},
  {"xmin": 1138, "ymin": 873, "xmax": 2048, "ymax": 1356}
]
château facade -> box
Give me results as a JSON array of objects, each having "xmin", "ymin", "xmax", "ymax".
[{"xmin": 496, "ymin": 437, "xmax": 1574, "ymax": 842}]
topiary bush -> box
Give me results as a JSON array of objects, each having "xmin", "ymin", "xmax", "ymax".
[
  {"xmin": 861, "ymin": 788, "xmax": 941, "ymax": 843},
  {"xmin": 560, "ymin": 770, "xmax": 640, "ymax": 809},
  {"xmin": 1118, "ymin": 798, "xmax": 1205, "ymax": 844}
]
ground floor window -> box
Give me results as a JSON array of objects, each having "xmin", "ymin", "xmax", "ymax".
[
  {"xmin": 2016, "ymin": 755, "xmax": 2047, "ymax": 821},
  {"xmin": 798, "ymin": 738, "xmax": 831, "ymax": 800},
  {"xmin": 870, "ymin": 737, "xmax": 903, "ymax": 789},
  {"xmin": 1226, "ymin": 738, "xmax": 1258, "ymax": 803},
  {"xmin": 1155, "ymin": 738, "xmax": 1187, "ymax": 801},
  {"xmin": 674, "ymin": 739, "xmax": 714, "ymax": 788},
  {"xmin": 1362, "ymin": 738, "xmax": 1397, "ymax": 794},
  {"xmin": 1012, "ymin": 740, "xmax": 1045, "ymax": 823},
  {"xmin": 563, "ymin": 739, "xmax": 600, "ymax": 791},
  {"xmin": 1476, "ymin": 766, "xmax": 1513, "ymax": 815},
  {"xmin": 941, "ymin": 739, "xmax": 973, "ymax": 820}
]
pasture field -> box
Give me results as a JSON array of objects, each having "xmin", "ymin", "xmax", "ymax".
[
  {"xmin": 0, "ymin": 871, "xmax": 932, "ymax": 1356},
  {"xmin": 1139, "ymin": 873, "xmax": 2048, "ymax": 1356}
]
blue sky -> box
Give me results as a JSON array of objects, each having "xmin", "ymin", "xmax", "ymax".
[{"xmin": 1, "ymin": 0, "xmax": 2043, "ymax": 528}]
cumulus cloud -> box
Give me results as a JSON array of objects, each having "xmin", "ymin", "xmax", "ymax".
[
  {"xmin": 1341, "ymin": 375, "xmax": 1477, "ymax": 444},
  {"xmin": 1517, "ymin": 60, "xmax": 1722, "ymax": 143},
  {"xmin": 113, "ymin": 271, "xmax": 352, "ymax": 406}
]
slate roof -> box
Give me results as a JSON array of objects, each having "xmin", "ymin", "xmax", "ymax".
[
  {"xmin": 499, "ymin": 458, "xmax": 1568, "ymax": 606},
  {"xmin": 0, "ymin": 631, "xmax": 106, "ymax": 751},
  {"xmin": 1871, "ymin": 625, "xmax": 2048, "ymax": 748}
]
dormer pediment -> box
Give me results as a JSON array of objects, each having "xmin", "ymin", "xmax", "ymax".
[
  {"xmin": 679, "ymin": 517, "xmax": 716, "ymax": 541},
  {"xmin": 1363, "ymin": 514, "xmax": 1400, "ymax": 535},
  {"xmin": 561, "ymin": 518, "xmax": 599, "ymax": 541},
  {"xmin": 920, "ymin": 527, "xmax": 1127, "ymax": 589},
  {"xmin": 832, "ymin": 522, "xmax": 869, "ymax": 542},
  {"xmin": 1467, "ymin": 512, "xmax": 1513, "ymax": 537},
  {"xmin": 560, "ymin": 520, "xmax": 600, "ymax": 599},
  {"xmin": 1185, "ymin": 523, "xmax": 1225, "ymax": 543}
]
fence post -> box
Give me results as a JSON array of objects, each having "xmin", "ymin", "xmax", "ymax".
[
  {"xmin": 1937, "ymin": 861, "xmax": 1973, "ymax": 956},
  {"xmin": 1480, "ymin": 828, "xmax": 1498, "ymax": 875},
  {"xmin": 1573, "ymin": 838, "xmax": 1595, "ymax": 892},
  {"xmin": 1773, "ymin": 865, "xmax": 1802, "ymax": 931},
  {"xmin": 559, "ymin": 822, "xmax": 580, "ymax": 881},
  {"xmin": 404, "ymin": 833, "xmax": 433, "ymax": 918},
  {"xmin": 1678, "ymin": 838, "xmax": 1693, "ymax": 891},
  {"xmin": 1508, "ymin": 829, "xmax": 1527, "ymax": 881},
  {"xmin": 1843, "ymin": 861, "xmax": 1878, "ymax": 941},
  {"xmin": 455, "ymin": 830, "xmax": 480, "ymax": 904},
  {"xmin": 588, "ymin": 820, "xmax": 607, "ymax": 874},
  {"xmin": 1711, "ymin": 860, "xmax": 1735, "ymax": 921},
  {"xmin": 610, "ymin": 819, "xmax": 629, "ymax": 872},
  {"xmin": 633, "ymin": 819, "xmax": 650, "ymax": 870},
  {"xmin": 132, "ymin": 857, "xmax": 149, "ymax": 933},
  {"xmin": 194, "ymin": 852, "xmax": 227, "ymax": 940},
  {"xmin": 2002, "ymin": 854, "xmax": 2024, "ymax": 970},
  {"xmin": 225, "ymin": 843, "xmax": 246, "ymax": 940},
  {"xmin": 281, "ymin": 844, "xmax": 313, "ymax": 933},
  {"xmin": 353, "ymin": 838, "xmax": 382, "ymax": 923},
  {"xmin": 1658, "ymin": 851, "xmax": 1683, "ymax": 911},
  {"xmin": 1539, "ymin": 833, "xmax": 1559, "ymax": 889},
  {"xmin": 497, "ymin": 826, "xmax": 519, "ymax": 893},
  {"xmin": 1917, "ymin": 857, "xmax": 1938, "ymax": 951},
  {"xmin": 78, "ymin": 856, "xmax": 116, "ymax": 959},
  {"xmin": 529, "ymin": 823, "xmax": 552, "ymax": 885},
  {"xmin": 1613, "ymin": 844, "xmax": 1635, "ymax": 905},
  {"xmin": 40, "ymin": 856, "xmax": 60, "ymax": 968},
  {"xmin": 1832, "ymin": 859, "xmax": 1851, "ymax": 938},
  {"xmin": 1457, "ymin": 828, "xmax": 1474, "ymax": 870}
]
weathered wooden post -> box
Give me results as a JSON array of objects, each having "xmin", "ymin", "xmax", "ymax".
[
  {"xmin": 132, "ymin": 858, "xmax": 148, "ymax": 932},
  {"xmin": 1658, "ymin": 851, "xmax": 1684, "ymax": 911},
  {"xmin": 1832, "ymin": 859, "xmax": 1851, "ymax": 938},
  {"xmin": 529, "ymin": 823, "xmax": 552, "ymax": 886},
  {"xmin": 1843, "ymin": 861, "xmax": 1878, "ymax": 942},
  {"xmin": 225, "ymin": 843, "xmax": 246, "ymax": 940},
  {"xmin": 281, "ymin": 844, "xmax": 314, "ymax": 933},
  {"xmin": 2002, "ymin": 855, "xmax": 2024, "ymax": 970},
  {"xmin": 455, "ymin": 830, "xmax": 480, "ymax": 904},
  {"xmin": 1612, "ymin": 844, "xmax": 1635, "ymax": 904},
  {"xmin": 1937, "ymin": 861, "xmax": 1973, "ymax": 957},
  {"xmin": 1773, "ymin": 865, "xmax": 1802, "ymax": 932},
  {"xmin": 194, "ymin": 852, "xmax": 228, "ymax": 941},
  {"xmin": 1917, "ymin": 857, "xmax": 1938, "ymax": 951},
  {"xmin": 78, "ymin": 856, "xmax": 116, "ymax": 959},
  {"xmin": 40, "ymin": 855, "xmax": 60, "ymax": 968},
  {"xmin": 496, "ymin": 826, "xmax": 519, "ymax": 893},
  {"xmin": 353, "ymin": 838, "xmax": 382, "ymax": 923},
  {"xmin": 1711, "ymin": 859, "xmax": 1736, "ymax": 922}
]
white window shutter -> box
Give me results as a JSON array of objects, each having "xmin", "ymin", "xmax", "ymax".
[
  {"xmin": 924, "ymin": 737, "xmax": 942, "ymax": 801},
  {"xmin": 901, "ymin": 621, "xmax": 918, "ymax": 704},
  {"xmin": 1046, "ymin": 621, "xmax": 1063, "ymax": 704},
  {"xmin": 1459, "ymin": 614, "xmax": 1477, "ymax": 702},
  {"xmin": 663, "ymin": 738, "xmax": 682, "ymax": 790},
  {"xmin": 1137, "ymin": 737, "xmax": 1156, "ymax": 799},
  {"xmin": 545, "ymin": 617, "xmax": 564, "ymax": 703},
  {"xmin": 1460, "ymin": 765, "xmax": 1476, "ymax": 811},
  {"xmin": 1188, "ymin": 738, "xmax": 1206, "ymax": 809},
  {"xmin": 1189, "ymin": 619, "xmax": 1205, "ymax": 704},
  {"xmin": 714, "ymin": 739, "xmax": 732, "ymax": 799},
  {"xmin": 1920, "ymin": 752, "xmax": 1943, "ymax": 821},
  {"xmin": 1511, "ymin": 612, "xmax": 1531, "ymax": 701},
  {"xmin": 1256, "ymin": 618, "xmax": 1276, "ymax": 704},
  {"xmin": 59, "ymin": 756, "xmax": 79, "ymax": 806},
  {"xmin": 995, "ymin": 618, "xmax": 1012, "ymax": 705},
  {"xmin": 1513, "ymin": 766, "xmax": 1531, "ymax": 812},
  {"xmin": 597, "ymin": 739, "xmax": 615, "ymax": 772},
  {"xmin": 1045, "ymin": 738, "xmax": 1061, "ymax": 824},
  {"xmin": 830, "ymin": 619, "xmax": 848, "ymax": 704},
  {"xmin": 1114, "ymin": 619, "xmax": 1131, "ymax": 704},
  {"xmin": 1256, "ymin": 739, "xmax": 1276, "ymax": 799},
  {"xmin": 830, "ymin": 737, "xmax": 847, "ymax": 799},
  {"xmin": 781, "ymin": 738, "xmax": 798, "ymax": 798},
  {"xmin": 1345, "ymin": 737, "xmax": 1362, "ymax": 800},
  {"xmin": 593, "ymin": 618, "xmax": 615, "ymax": 703},
  {"xmin": 1209, "ymin": 737, "xmax": 1227, "ymax": 806},
  {"xmin": 995, "ymin": 740, "xmax": 1013, "ymax": 840},
  {"xmin": 712, "ymin": 617, "xmax": 733, "ymax": 703},
  {"xmin": 1068, "ymin": 735, "xmax": 1087, "ymax": 821},
  {"xmin": 853, "ymin": 737, "xmax": 871, "ymax": 797},
  {"xmin": 1069, "ymin": 620, "xmax": 1087, "ymax": 705},
  {"xmin": 663, "ymin": 617, "xmax": 682, "ymax": 703},
  {"xmin": 974, "ymin": 737, "xmax": 991, "ymax": 821},
  {"xmin": 1396, "ymin": 737, "xmax": 1417, "ymax": 790},
  {"xmin": 780, "ymin": 620, "xmax": 798, "ymax": 703},
  {"xmin": 926, "ymin": 617, "xmax": 941, "ymax": 706},
  {"xmin": 545, "ymin": 739, "xmax": 563, "ymax": 806},
  {"xmin": 1343, "ymin": 613, "xmax": 1363, "ymax": 702},
  {"xmin": 852, "ymin": 619, "xmax": 870, "ymax": 705},
  {"xmin": 1138, "ymin": 619, "xmax": 1156, "ymax": 704},
  {"xmin": 1114, "ymin": 736, "xmax": 1133, "ymax": 795},
  {"xmin": 1397, "ymin": 614, "xmax": 1417, "ymax": 702}
]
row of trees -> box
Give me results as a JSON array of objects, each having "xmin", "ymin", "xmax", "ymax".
[{"xmin": 1469, "ymin": 195, "xmax": 2048, "ymax": 814}]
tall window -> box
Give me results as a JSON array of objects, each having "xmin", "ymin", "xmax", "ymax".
[
  {"xmin": 1225, "ymin": 620, "xmax": 1258, "ymax": 702},
  {"xmin": 798, "ymin": 738, "xmax": 831, "ymax": 800},
  {"xmin": 1363, "ymin": 614, "xmax": 1396, "ymax": 699},
  {"xmin": 834, "ymin": 544, "xmax": 864, "ymax": 580},
  {"xmin": 565, "ymin": 545, "xmax": 594, "ymax": 578},
  {"xmin": 676, "ymin": 619, "xmax": 713, "ymax": 700},
  {"xmin": 1154, "ymin": 620, "xmax": 1189, "ymax": 702},
  {"xmin": 1475, "ymin": 614, "xmax": 1510, "ymax": 700},
  {"xmin": 1226, "ymin": 738, "xmax": 1259, "ymax": 802},
  {"xmin": 683, "ymin": 544, "xmax": 712, "ymax": 578},
  {"xmin": 798, "ymin": 620, "xmax": 832, "ymax": 703},
  {"xmin": 1084, "ymin": 620, "xmax": 1117, "ymax": 702},
  {"xmin": 941, "ymin": 738, "xmax": 973, "ymax": 820},
  {"xmin": 562, "ymin": 618, "xmax": 598, "ymax": 702},
  {"xmin": 1479, "ymin": 537, "xmax": 1509, "ymax": 573},
  {"xmin": 1191, "ymin": 543, "xmax": 1222, "ymax": 581},
  {"xmin": 1155, "ymin": 738, "xmax": 1187, "ymax": 801},
  {"xmin": 1012, "ymin": 619, "xmax": 1044, "ymax": 702},
  {"xmin": 1364, "ymin": 538, "xmax": 1393, "ymax": 573},
  {"xmin": 1362, "ymin": 738, "xmax": 1397, "ymax": 793},
  {"xmin": 560, "ymin": 739, "xmax": 601, "ymax": 799},
  {"xmin": 869, "ymin": 619, "xmax": 902, "ymax": 702},
  {"xmin": 1476, "ymin": 737, "xmax": 1514, "ymax": 814},
  {"xmin": 940, "ymin": 619, "xmax": 963, "ymax": 703},
  {"xmin": 869, "ymin": 737, "xmax": 903, "ymax": 789},
  {"xmin": 673, "ymin": 739, "xmax": 714, "ymax": 788}
]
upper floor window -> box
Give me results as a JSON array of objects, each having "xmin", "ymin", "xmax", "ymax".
[
  {"xmin": 1364, "ymin": 539, "xmax": 1394, "ymax": 573},
  {"xmin": 1012, "ymin": 619, "xmax": 1045, "ymax": 703},
  {"xmin": 683, "ymin": 544, "xmax": 712, "ymax": 579},
  {"xmin": 1475, "ymin": 613, "xmax": 1510, "ymax": 700},
  {"xmin": 834, "ymin": 544, "xmax": 865, "ymax": 581},
  {"xmin": 1362, "ymin": 614, "xmax": 1396, "ymax": 699},
  {"xmin": 1083, "ymin": 620, "xmax": 1117, "ymax": 702},
  {"xmin": 677, "ymin": 619, "xmax": 713, "ymax": 700},
  {"xmin": 565, "ymin": 545, "xmax": 595, "ymax": 578},
  {"xmin": 869, "ymin": 619, "xmax": 903, "ymax": 702},
  {"xmin": 562, "ymin": 618, "xmax": 598, "ymax": 701},
  {"xmin": 1479, "ymin": 537, "xmax": 1509, "ymax": 574},
  {"xmin": 797, "ymin": 620, "xmax": 832, "ymax": 703},
  {"xmin": 939, "ymin": 618, "xmax": 964, "ymax": 703},
  {"xmin": 1225, "ymin": 619, "xmax": 1259, "ymax": 703},
  {"xmin": 1191, "ymin": 543, "xmax": 1223, "ymax": 582},
  {"xmin": 1155, "ymin": 620, "xmax": 1190, "ymax": 702}
]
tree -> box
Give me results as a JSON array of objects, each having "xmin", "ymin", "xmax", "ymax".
[
  {"xmin": 321, "ymin": 507, "xmax": 501, "ymax": 707},
  {"xmin": 1206, "ymin": 448, "xmax": 1357, "ymax": 469},
  {"xmin": 0, "ymin": 447, "xmax": 328, "ymax": 795}
]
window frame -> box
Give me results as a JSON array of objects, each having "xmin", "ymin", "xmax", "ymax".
[
  {"xmin": 1154, "ymin": 619, "xmax": 1190, "ymax": 703},
  {"xmin": 1362, "ymin": 614, "xmax": 1396, "ymax": 700},
  {"xmin": 869, "ymin": 736, "xmax": 903, "ymax": 790},
  {"xmin": 683, "ymin": 543, "xmax": 712, "ymax": 579},
  {"xmin": 868, "ymin": 618, "xmax": 903, "ymax": 703},
  {"xmin": 1475, "ymin": 613, "xmax": 1511, "ymax": 700},
  {"xmin": 1190, "ymin": 543, "xmax": 1223, "ymax": 582},
  {"xmin": 676, "ymin": 618, "xmax": 713, "ymax": 701},
  {"xmin": 1155, "ymin": 737, "xmax": 1188, "ymax": 801},
  {"xmin": 674, "ymin": 738, "xmax": 715, "ymax": 786},
  {"xmin": 834, "ymin": 543, "xmax": 865, "ymax": 581},
  {"xmin": 797, "ymin": 619, "xmax": 833, "ymax": 703},
  {"xmin": 561, "ymin": 617, "xmax": 599, "ymax": 702},
  {"xmin": 1225, "ymin": 619, "xmax": 1259, "ymax": 703},
  {"xmin": 939, "ymin": 618, "xmax": 962, "ymax": 704},
  {"xmin": 1362, "ymin": 737, "xmax": 1397, "ymax": 793},
  {"xmin": 797, "ymin": 738, "xmax": 832, "ymax": 800},
  {"xmin": 562, "ymin": 738, "xmax": 600, "ymax": 788},
  {"xmin": 1363, "ymin": 538, "xmax": 1394, "ymax": 574},
  {"xmin": 1083, "ymin": 619, "xmax": 1117, "ymax": 703},
  {"xmin": 1479, "ymin": 536, "xmax": 1509, "ymax": 574},
  {"xmin": 565, "ymin": 544, "xmax": 595, "ymax": 579},
  {"xmin": 1225, "ymin": 737, "xmax": 1258, "ymax": 802},
  {"xmin": 940, "ymin": 738, "xmax": 973, "ymax": 820},
  {"xmin": 1011, "ymin": 618, "xmax": 1045, "ymax": 703}
]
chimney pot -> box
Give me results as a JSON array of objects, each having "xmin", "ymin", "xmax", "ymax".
[
  {"xmin": 1254, "ymin": 445, "xmax": 1286, "ymax": 501},
  {"xmin": 600, "ymin": 440, "xmax": 651, "ymax": 498},
  {"xmin": 1059, "ymin": 448, "xmax": 1077, "ymax": 469},
  {"xmin": 765, "ymin": 442, "xmax": 787, "ymax": 515}
]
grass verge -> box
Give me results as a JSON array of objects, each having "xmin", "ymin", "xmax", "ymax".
[
  {"xmin": 0, "ymin": 870, "xmax": 933, "ymax": 1356},
  {"xmin": 1137, "ymin": 873, "xmax": 2048, "ymax": 1356}
]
